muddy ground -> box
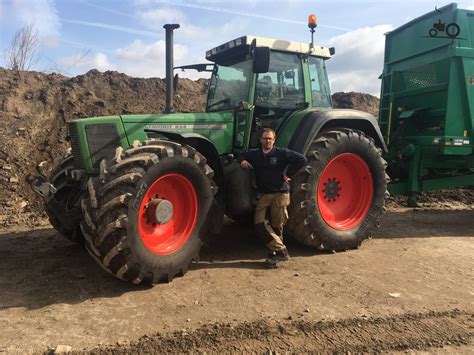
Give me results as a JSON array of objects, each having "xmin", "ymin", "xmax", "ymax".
[{"xmin": 0, "ymin": 207, "xmax": 472, "ymax": 353}]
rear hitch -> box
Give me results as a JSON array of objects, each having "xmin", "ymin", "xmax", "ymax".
[{"xmin": 26, "ymin": 174, "xmax": 57, "ymax": 199}]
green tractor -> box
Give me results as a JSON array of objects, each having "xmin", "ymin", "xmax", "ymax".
[{"xmin": 30, "ymin": 20, "xmax": 388, "ymax": 284}]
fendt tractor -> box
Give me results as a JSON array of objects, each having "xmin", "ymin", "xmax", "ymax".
[{"xmin": 30, "ymin": 4, "xmax": 473, "ymax": 285}]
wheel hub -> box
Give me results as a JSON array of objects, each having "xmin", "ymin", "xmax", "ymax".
[
  {"xmin": 323, "ymin": 178, "xmax": 340, "ymax": 201},
  {"xmin": 145, "ymin": 198, "xmax": 174, "ymax": 225}
]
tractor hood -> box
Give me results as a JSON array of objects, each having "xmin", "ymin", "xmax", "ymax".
[
  {"xmin": 120, "ymin": 111, "xmax": 234, "ymax": 155},
  {"xmin": 67, "ymin": 111, "xmax": 234, "ymax": 174}
]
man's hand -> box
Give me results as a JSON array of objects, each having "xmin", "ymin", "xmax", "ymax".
[
  {"xmin": 240, "ymin": 160, "xmax": 251, "ymax": 169},
  {"xmin": 283, "ymin": 175, "xmax": 291, "ymax": 182}
]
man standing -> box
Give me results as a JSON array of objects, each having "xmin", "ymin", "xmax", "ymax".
[{"xmin": 239, "ymin": 128, "xmax": 307, "ymax": 267}]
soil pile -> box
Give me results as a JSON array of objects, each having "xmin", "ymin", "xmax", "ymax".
[
  {"xmin": 388, "ymin": 188, "xmax": 474, "ymax": 210},
  {"xmin": 332, "ymin": 91, "xmax": 380, "ymax": 117}
]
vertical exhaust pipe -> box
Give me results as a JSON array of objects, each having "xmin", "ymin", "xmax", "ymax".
[{"xmin": 163, "ymin": 24, "xmax": 180, "ymax": 113}]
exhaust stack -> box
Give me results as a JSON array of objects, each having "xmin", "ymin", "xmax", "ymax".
[{"xmin": 163, "ymin": 24, "xmax": 180, "ymax": 113}]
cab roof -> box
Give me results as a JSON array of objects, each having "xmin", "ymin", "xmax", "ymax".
[{"xmin": 205, "ymin": 35, "xmax": 333, "ymax": 65}]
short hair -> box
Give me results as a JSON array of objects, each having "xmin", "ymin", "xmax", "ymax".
[{"xmin": 261, "ymin": 127, "xmax": 276, "ymax": 138}]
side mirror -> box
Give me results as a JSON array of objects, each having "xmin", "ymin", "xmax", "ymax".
[
  {"xmin": 252, "ymin": 46, "xmax": 270, "ymax": 73},
  {"xmin": 173, "ymin": 73, "xmax": 179, "ymax": 91}
]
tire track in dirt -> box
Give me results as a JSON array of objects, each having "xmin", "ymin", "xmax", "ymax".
[{"xmin": 78, "ymin": 310, "xmax": 473, "ymax": 353}]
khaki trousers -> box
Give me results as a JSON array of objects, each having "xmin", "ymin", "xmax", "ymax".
[{"xmin": 254, "ymin": 192, "xmax": 290, "ymax": 252}]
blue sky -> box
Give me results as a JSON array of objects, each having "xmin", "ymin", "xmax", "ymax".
[{"xmin": 1, "ymin": 0, "xmax": 473, "ymax": 95}]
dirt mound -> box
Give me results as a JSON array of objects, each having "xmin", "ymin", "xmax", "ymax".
[
  {"xmin": 0, "ymin": 68, "xmax": 207, "ymax": 227},
  {"xmin": 332, "ymin": 91, "xmax": 380, "ymax": 117},
  {"xmin": 388, "ymin": 188, "xmax": 474, "ymax": 210},
  {"xmin": 85, "ymin": 310, "xmax": 472, "ymax": 353}
]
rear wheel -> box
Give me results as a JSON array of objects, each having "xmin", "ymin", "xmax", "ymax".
[
  {"xmin": 80, "ymin": 140, "xmax": 216, "ymax": 284},
  {"xmin": 45, "ymin": 153, "xmax": 86, "ymax": 243},
  {"xmin": 286, "ymin": 129, "xmax": 388, "ymax": 251}
]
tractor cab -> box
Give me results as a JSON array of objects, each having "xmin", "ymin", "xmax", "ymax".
[{"xmin": 203, "ymin": 35, "xmax": 333, "ymax": 150}]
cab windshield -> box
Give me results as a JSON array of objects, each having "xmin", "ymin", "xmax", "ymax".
[
  {"xmin": 255, "ymin": 51, "xmax": 305, "ymax": 109},
  {"xmin": 206, "ymin": 59, "xmax": 252, "ymax": 112}
]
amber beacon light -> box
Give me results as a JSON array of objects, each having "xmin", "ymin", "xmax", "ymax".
[{"xmin": 308, "ymin": 14, "xmax": 317, "ymax": 29}]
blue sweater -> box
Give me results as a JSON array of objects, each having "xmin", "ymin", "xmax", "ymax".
[{"xmin": 238, "ymin": 147, "xmax": 307, "ymax": 193}]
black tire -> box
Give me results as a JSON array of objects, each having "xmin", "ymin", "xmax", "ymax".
[
  {"xmin": 286, "ymin": 128, "xmax": 389, "ymax": 251},
  {"xmin": 45, "ymin": 153, "xmax": 86, "ymax": 243},
  {"xmin": 80, "ymin": 139, "xmax": 216, "ymax": 284}
]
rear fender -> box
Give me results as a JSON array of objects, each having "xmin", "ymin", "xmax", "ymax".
[{"xmin": 288, "ymin": 109, "xmax": 387, "ymax": 154}]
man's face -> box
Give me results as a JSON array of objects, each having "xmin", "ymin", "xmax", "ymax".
[{"xmin": 260, "ymin": 131, "xmax": 275, "ymax": 150}]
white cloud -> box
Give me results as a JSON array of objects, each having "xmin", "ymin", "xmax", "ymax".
[
  {"xmin": 115, "ymin": 39, "xmax": 188, "ymax": 77},
  {"xmin": 329, "ymin": 70, "xmax": 382, "ymax": 97},
  {"xmin": 58, "ymin": 52, "xmax": 116, "ymax": 74},
  {"xmin": 136, "ymin": 1, "xmax": 351, "ymax": 31},
  {"xmin": 136, "ymin": 7, "xmax": 250, "ymax": 43},
  {"xmin": 139, "ymin": 8, "xmax": 183, "ymax": 23},
  {"xmin": 94, "ymin": 53, "xmax": 116, "ymax": 72},
  {"xmin": 56, "ymin": 38, "xmax": 210, "ymax": 80},
  {"xmin": 62, "ymin": 19, "xmax": 159, "ymax": 38},
  {"xmin": 325, "ymin": 25, "xmax": 393, "ymax": 95},
  {"xmin": 9, "ymin": 0, "xmax": 60, "ymax": 47},
  {"xmin": 467, "ymin": 6, "xmax": 474, "ymax": 10}
]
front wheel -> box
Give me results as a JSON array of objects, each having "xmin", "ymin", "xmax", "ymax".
[
  {"xmin": 45, "ymin": 153, "xmax": 86, "ymax": 243},
  {"xmin": 286, "ymin": 129, "xmax": 389, "ymax": 251},
  {"xmin": 80, "ymin": 139, "xmax": 216, "ymax": 284}
]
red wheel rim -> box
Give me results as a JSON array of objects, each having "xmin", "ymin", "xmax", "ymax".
[
  {"xmin": 138, "ymin": 173, "xmax": 198, "ymax": 255},
  {"xmin": 317, "ymin": 153, "xmax": 373, "ymax": 231}
]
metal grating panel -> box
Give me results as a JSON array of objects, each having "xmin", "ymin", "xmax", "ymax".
[
  {"xmin": 393, "ymin": 60, "xmax": 449, "ymax": 92},
  {"xmin": 85, "ymin": 124, "xmax": 121, "ymax": 167},
  {"xmin": 67, "ymin": 122, "xmax": 85, "ymax": 169}
]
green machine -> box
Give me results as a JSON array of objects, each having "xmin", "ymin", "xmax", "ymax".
[
  {"xmin": 30, "ymin": 19, "xmax": 389, "ymax": 284},
  {"xmin": 379, "ymin": 3, "xmax": 474, "ymax": 205}
]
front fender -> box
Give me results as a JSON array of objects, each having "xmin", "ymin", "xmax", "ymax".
[{"xmin": 144, "ymin": 129, "xmax": 222, "ymax": 176}]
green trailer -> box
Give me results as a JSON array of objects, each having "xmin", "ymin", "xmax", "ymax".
[{"xmin": 379, "ymin": 3, "xmax": 474, "ymax": 205}]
